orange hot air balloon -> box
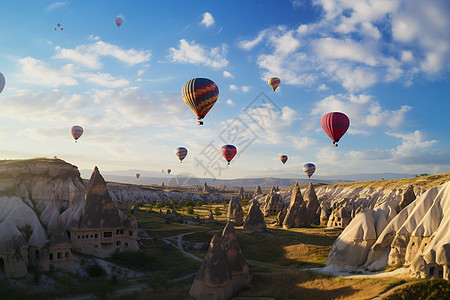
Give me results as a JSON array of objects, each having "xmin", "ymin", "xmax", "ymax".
[
  {"xmin": 167, "ymin": 169, "xmax": 172, "ymax": 174},
  {"xmin": 280, "ymin": 155, "xmax": 288, "ymax": 165},
  {"xmin": 268, "ymin": 77, "xmax": 280, "ymax": 91}
]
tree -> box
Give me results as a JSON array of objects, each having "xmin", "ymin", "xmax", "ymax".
[{"xmin": 186, "ymin": 206, "xmax": 194, "ymax": 215}]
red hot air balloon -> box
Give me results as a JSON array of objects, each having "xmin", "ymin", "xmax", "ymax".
[
  {"xmin": 280, "ymin": 155, "xmax": 288, "ymax": 165},
  {"xmin": 175, "ymin": 147, "xmax": 188, "ymax": 163},
  {"xmin": 221, "ymin": 145, "xmax": 237, "ymax": 165},
  {"xmin": 71, "ymin": 125, "xmax": 83, "ymax": 142},
  {"xmin": 303, "ymin": 163, "xmax": 316, "ymax": 178},
  {"xmin": 115, "ymin": 17, "xmax": 123, "ymax": 28},
  {"xmin": 182, "ymin": 78, "xmax": 219, "ymax": 125},
  {"xmin": 136, "ymin": 173, "xmax": 140, "ymax": 179},
  {"xmin": 321, "ymin": 112, "xmax": 350, "ymax": 147}
]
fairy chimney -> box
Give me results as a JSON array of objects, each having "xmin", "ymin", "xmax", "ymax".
[
  {"xmin": 283, "ymin": 185, "xmax": 311, "ymax": 228},
  {"xmin": 221, "ymin": 222, "xmax": 251, "ymax": 293},
  {"xmin": 243, "ymin": 201, "xmax": 266, "ymax": 232},
  {"xmin": 189, "ymin": 235, "xmax": 234, "ymax": 300},
  {"xmin": 227, "ymin": 195, "xmax": 244, "ymax": 226},
  {"xmin": 398, "ymin": 185, "xmax": 416, "ymax": 212}
]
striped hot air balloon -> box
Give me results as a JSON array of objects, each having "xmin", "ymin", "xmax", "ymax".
[
  {"xmin": 280, "ymin": 155, "xmax": 288, "ymax": 165},
  {"xmin": 303, "ymin": 163, "xmax": 316, "ymax": 178},
  {"xmin": 71, "ymin": 125, "xmax": 83, "ymax": 143},
  {"xmin": 175, "ymin": 147, "xmax": 188, "ymax": 163},
  {"xmin": 321, "ymin": 112, "xmax": 350, "ymax": 147},
  {"xmin": 182, "ymin": 78, "xmax": 219, "ymax": 125},
  {"xmin": 268, "ymin": 77, "xmax": 280, "ymax": 91},
  {"xmin": 221, "ymin": 145, "xmax": 237, "ymax": 165}
]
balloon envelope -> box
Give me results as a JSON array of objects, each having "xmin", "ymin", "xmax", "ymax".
[
  {"xmin": 280, "ymin": 155, "xmax": 288, "ymax": 165},
  {"xmin": 57, "ymin": 23, "xmax": 61, "ymax": 27},
  {"xmin": 321, "ymin": 112, "xmax": 350, "ymax": 147},
  {"xmin": 161, "ymin": 169, "xmax": 165, "ymax": 173},
  {"xmin": 221, "ymin": 145, "xmax": 237, "ymax": 165},
  {"xmin": 167, "ymin": 169, "xmax": 171, "ymax": 174},
  {"xmin": 71, "ymin": 125, "xmax": 83, "ymax": 142},
  {"xmin": 303, "ymin": 163, "xmax": 316, "ymax": 178},
  {"xmin": 175, "ymin": 147, "xmax": 188, "ymax": 163},
  {"xmin": 136, "ymin": 173, "xmax": 140, "ymax": 179},
  {"xmin": 0, "ymin": 72, "xmax": 5, "ymax": 95},
  {"xmin": 268, "ymin": 77, "xmax": 280, "ymax": 91},
  {"xmin": 182, "ymin": 78, "xmax": 219, "ymax": 125},
  {"xmin": 115, "ymin": 17, "xmax": 123, "ymax": 28}
]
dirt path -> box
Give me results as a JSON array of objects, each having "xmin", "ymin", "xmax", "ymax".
[
  {"xmin": 162, "ymin": 232, "xmax": 203, "ymax": 262},
  {"xmin": 370, "ymin": 282, "xmax": 412, "ymax": 300}
]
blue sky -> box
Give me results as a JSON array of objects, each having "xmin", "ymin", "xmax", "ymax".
[{"xmin": 0, "ymin": 0, "xmax": 449, "ymax": 180}]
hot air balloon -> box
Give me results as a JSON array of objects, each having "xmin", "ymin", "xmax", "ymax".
[
  {"xmin": 57, "ymin": 23, "xmax": 61, "ymax": 28},
  {"xmin": 221, "ymin": 145, "xmax": 237, "ymax": 165},
  {"xmin": 161, "ymin": 169, "xmax": 165, "ymax": 173},
  {"xmin": 115, "ymin": 17, "xmax": 123, "ymax": 28},
  {"xmin": 0, "ymin": 72, "xmax": 5, "ymax": 95},
  {"xmin": 268, "ymin": 77, "xmax": 280, "ymax": 92},
  {"xmin": 175, "ymin": 147, "xmax": 188, "ymax": 163},
  {"xmin": 136, "ymin": 173, "xmax": 140, "ymax": 179},
  {"xmin": 321, "ymin": 112, "xmax": 350, "ymax": 147},
  {"xmin": 303, "ymin": 163, "xmax": 316, "ymax": 178},
  {"xmin": 167, "ymin": 169, "xmax": 172, "ymax": 174},
  {"xmin": 70, "ymin": 125, "xmax": 83, "ymax": 142},
  {"xmin": 182, "ymin": 78, "xmax": 219, "ymax": 125},
  {"xmin": 280, "ymin": 155, "xmax": 288, "ymax": 165}
]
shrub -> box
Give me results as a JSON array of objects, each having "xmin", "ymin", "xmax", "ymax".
[
  {"xmin": 196, "ymin": 200, "xmax": 204, "ymax": 207},
  {"xmin": 384, "ymin": 279, "xmax": 450, "ymax": 300},
  {"xmin": 214, "ymin": 207, "xmax": 222, "ymax": 216},
  {"xmin": 86, "ymin": 263, "xmax": 106, "ymax": 278},
  {"xmin": 111, "ymin": 251, "xmax": 152, "ymax": 272},
  {"xmin": 186, "ymin": 206, "xmax": 194, "ymax": 215},
  {"xmin": 155, "ymin": 203, "xmax": 163, "ymax": 209},
  {"xmin": 185, "ymin": 200, "xmax": 194, "ymax": 207}
]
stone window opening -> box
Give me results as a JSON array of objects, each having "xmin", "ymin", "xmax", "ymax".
[
  {"xmin": 35, "ymin": 250, "xmax": 39, "ymax": 260},
  {"xmin": 429, "ymin": 266, "xmax": 435, "ymax": 277},
  {"xmin": 95, "ymin": 234, "xmax": 98, "ymax": 238},
  {"xmin": 104, "ymin": 232, "xmax": 112, "ymax": 238},
  {"xmin": 116, "ymin": 241, "xmax": 121, "ymax": 246},
  {"xmin": 65, "ymin": 252, "xmax": 69, "ymax": 258},
  {"xmin": 125, "ymin": 242, "xmax": 128, "ymax": 247},
  {"xmin": 57, "ymin": 252, "xmax": 62, "ymax": 259},
  {"xmin": 438, "ymin": 266, "xmax": 443, "ymax": 278},
  {"xmin": 49, "ymin": 253, "xmax": 53, "ymax": 261},
  {"xmin": 129, "ymin": 231, "xmax": 133, "ymax": 236}
]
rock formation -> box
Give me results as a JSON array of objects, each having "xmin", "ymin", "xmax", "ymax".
[
  {"xmin": 283, "ymin": 184, "xmax": 311, "ymax": 229},
  {"xmin": 243, "ymin": 201, "xmax": 266, "ymax": 232},
  {"xmin": 397, "ymin": 185, "xmax": 416, "ymax": 212},
  {"xmin": 189, "ymin": 235, "xmax": 234, "ymax": 300},
  {"xmin": 221, "ymin": 222, "xmax": 251, "ymax": 293},
  {"xmin": 276, "ymin": 209, "xmax": 286, "ymax": 226},
  {"xmin": 227, "ymin": 195, "xmax": 244, "ymax": 226},
  {"xmin": 253, "ymin": 185, "xmax": 262, "ymax": 197},
  {"xmin": 326, "ymin": 181, "xmax": 450, "ymax": 280},
  {"xmin": 304, "ymin": 183, "xmax": 321, "ymax": 225},
  {"xmin": 327, "ymin": 207, "xmax": 352, "ymax": 228},
  {"xmin": 262, "ymin": 191, "xmax": 284, "ymax": 216},
  {"xmin": 66, "ymin": 167, "xmax": 139, "ymax": 258}
]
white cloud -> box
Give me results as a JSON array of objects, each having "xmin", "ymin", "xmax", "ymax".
[
  {"xmin": 226, "ymin": 99, "xmax": 234, "ymax": 106},
  {"xmin": 18, "ymin": 57, "xmax": 78, "ymax": 87},
  {"xmin": 241, "ymin": 86, "xmax": 251, "ymax": 93},
  {"xmin": 45, "ymin": 1, "xmax": 67, "ymax": 11},
  {"xmin": 312, "ymin": 93, "xmax": 412, "ymax": 133},
  {"xmin": 78, "ymin": 72, "xmax": 129, "ymax": 88},
  {"xmin": 223, "ymin": 70, "xmax": 233, "ymax": 78},
  {"xmin": 168, "ymin": 39, "xmax": 228, "ymax": 68},
  {"xmin": 244, "ymin": 0, "xmax": 450, "ymax": 91},
  {"xmin": 201, "ymin": 12, "xmax": 215, "ymax": 28},
  {"xmin": 229, "ymin": 84, "xmax": 239, "ymax": 91},
  {"xmin": 54, "ymin": 41, "xmax": 151, "ymax": 69},
  {"xmin": 239, "ymin": 30, "xmax": 267, "ymax": 50},
  {"xmin": 317, "ymin": 84, "xmax": 329, "ymax": 91}
]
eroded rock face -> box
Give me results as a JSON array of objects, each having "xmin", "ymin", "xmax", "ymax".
[
  {"xmin": 227, "ymin": 196, "xmax": 244, "ymax": 226},
  {"xmin": 190, "ymin": 235, "xmax": 234, "ymax": 300},
  {"xmin": 253, "ymin": 185, "xmax": 262, "ymax": 197},
  {"xmin": 262, "ymin": 192, "xmax": 284, "ymax": 217},
  {"xmin": 221, "ymin": 222, "xmax": 251, "ymax": 293},
  {"xmin": 243, "ymin": 201, "xmax": 266, "ymax": 232},
  {"xmin": 398, "ymin": 185, "xmax": 416, "ymax": 212},
  {"xmin": 283, "ymin": 185, "xmax": 311, "ymax": 229},
  {"xmin": 304, "ymin": 183, "xmax": 320, "ymax": 224}
]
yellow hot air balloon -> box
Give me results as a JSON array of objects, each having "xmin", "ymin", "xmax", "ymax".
[{"xmin": 268, "ymin": 77, "xmax": 280, "ymax": 91}]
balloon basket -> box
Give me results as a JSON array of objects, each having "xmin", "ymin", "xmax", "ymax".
[{"xmin": 198, "ymin": 121, "xmax": 203, "ymax": 125}]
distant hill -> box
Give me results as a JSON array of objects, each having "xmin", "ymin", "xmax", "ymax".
[{"xmin": 80, "ymin": 169, "xmax": 416, "ymax": 188}]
